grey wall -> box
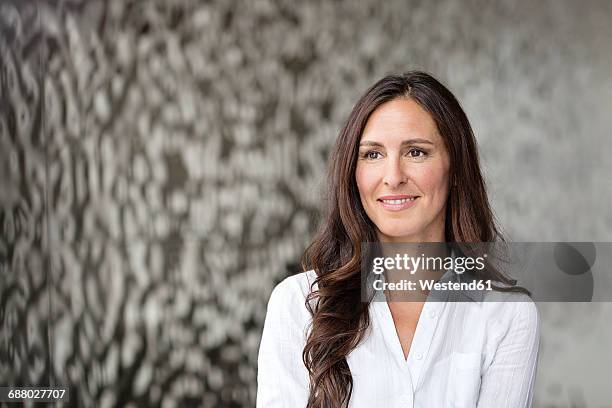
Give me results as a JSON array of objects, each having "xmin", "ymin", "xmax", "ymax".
[{"xmin": 1, "ymin": 0, "xmax": 611, "ymax": 406}]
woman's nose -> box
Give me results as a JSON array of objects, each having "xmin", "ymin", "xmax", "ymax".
[{"xmin": 382, "ymin": 157, "xmax": 407, "ymax": 188}]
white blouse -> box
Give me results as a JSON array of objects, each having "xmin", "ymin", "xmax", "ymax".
[{"xmin": 257, "ymin": 269, "xmax": 540, "ymax": 408}]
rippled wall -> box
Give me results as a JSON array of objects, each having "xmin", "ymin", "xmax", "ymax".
[{"xmin": 1, "ymin": 0, "xmax": 611, "ymax": 406}]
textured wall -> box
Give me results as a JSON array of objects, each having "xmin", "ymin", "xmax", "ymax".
[{"xmin": 1, "ymin": 0, "xmax": 611, "ymax": 406}]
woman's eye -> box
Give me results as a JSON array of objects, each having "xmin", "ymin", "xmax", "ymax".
[
  {"xmin": 363, "ymin": 151, "xmax": 382, "ymax": 159},
  {"xmin": 407, "ymin": 148, "xmax": 426, "ymax": 158}
]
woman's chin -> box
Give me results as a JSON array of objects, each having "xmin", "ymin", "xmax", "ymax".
[{"xmin": 377, "ymin": 229, "xmax": 421, "ymax": 242}]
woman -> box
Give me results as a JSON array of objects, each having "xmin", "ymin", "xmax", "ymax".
[{"xmin": 257, "ymin": 72, "xmax": 540, "ymax": 408}]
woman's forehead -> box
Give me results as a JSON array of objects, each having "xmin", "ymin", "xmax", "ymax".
[{"xmin": 360, "ymin": 99, "xmax": 441, "ymax": 144}]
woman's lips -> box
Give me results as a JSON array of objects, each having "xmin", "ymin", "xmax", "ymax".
[{"xmin": 377, "ymin": 196, "xmax": 419, "ymax": 211}]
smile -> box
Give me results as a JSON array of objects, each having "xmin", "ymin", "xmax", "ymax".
[
  {"xmin": 377, "ymin": 196, "xmax": 420, "ymax": 211},
  {"xmin": 380, "ymin": 198, "xmax": 417, "ymax": 204}
]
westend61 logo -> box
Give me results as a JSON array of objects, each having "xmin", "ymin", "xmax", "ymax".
[
  {"xmin": 362, "ymin": 242, "xmax": 606, "ymax": 302},
  {"xmin": 360, "ymin": 243, "xmax": 499, "ymax": 300},
  {"xmin": 369, "ymin": 253, "xmax": 493, "ymax": 293},
  {"xmin": 372, "ymin": 253, "xmax": 488, "ymax": 275}
]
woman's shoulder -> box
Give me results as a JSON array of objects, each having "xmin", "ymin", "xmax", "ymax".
[
  {"xmin": 265, "ymin": 269, "xmax": 318, "ymax": 322},
  {"xmin": 269, "ymin": 269, "xmax": 317, "ymax": 300},
  {"xmin": 480, "ymin": 288, "xmax": 540, "ymax": 332}
]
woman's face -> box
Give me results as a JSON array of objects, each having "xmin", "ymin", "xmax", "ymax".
[{"xmin": 355, "ymin": 98, "xmax": 451, "ymax": 243}]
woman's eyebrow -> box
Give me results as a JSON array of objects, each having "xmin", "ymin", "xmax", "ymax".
[
  {"xmin": 401, "ymin": 138, "xmax": 434, "ymax": 146},
  {"xmin": 359, "ymin": 138, "xmax": 434, "ymax": 147},
  {"xmin": 359, "ymin": 141, "xmax": 384, "ymax": 147}
]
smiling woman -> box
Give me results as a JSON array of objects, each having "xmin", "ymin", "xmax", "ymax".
[
  {"xmin": 257, "ymin": 72, "xmax": 540, "ymax": 408},
  {"xmin": 356, "ymin": 98, "xmax": 451, "ymax": 243}
]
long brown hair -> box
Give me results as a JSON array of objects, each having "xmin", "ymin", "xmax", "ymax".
[{"xmin": 300, "ymin": 71, "xmax": 527, "ymax": 407}]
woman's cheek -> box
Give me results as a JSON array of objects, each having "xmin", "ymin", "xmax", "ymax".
[
  {"xmin": 355, "ymin": 167, "xmax": 378, "ymax": 198},
  {"xmin": 412, "ymin": 163, "xmax": 448, "ymax": 193}
]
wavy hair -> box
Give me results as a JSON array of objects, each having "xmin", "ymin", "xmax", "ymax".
[{"xmin": 300, "ymin": 71, "xmax": 529, "ymax": 407}]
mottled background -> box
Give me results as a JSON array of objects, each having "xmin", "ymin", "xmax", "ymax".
[{"xmin": 1, "ymin": 0, "xmax": 611, "ymax": 407}]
